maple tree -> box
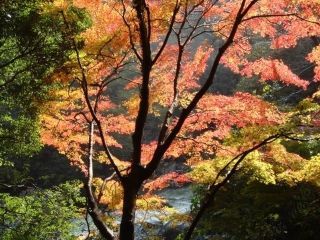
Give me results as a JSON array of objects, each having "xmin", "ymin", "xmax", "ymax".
[{"xmin": 38, "ymin": 0, "xmax": 320, "ymax": 239}]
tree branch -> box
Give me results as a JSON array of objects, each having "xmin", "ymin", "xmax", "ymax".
[
  {"xmin": 145, "ymin": 0, "xmax": 258, "ymax": 177},
  {"xmin": 60, "ymin": 10, "xmax": 123, "ymax": 180},
  {"xmin": 85, "ymin": 121, "xmax": 114, "ymax": 240},
  {"xmin": 131, "ymin": 0, "xmax": 153, "ymax": 166},
  {"xmin": 152, "ymin": 0, "xmax": 180, "ymax": 65},
  {"xmin": 183, "ymin": 133, "xmax": 281, "ymax": 240}
]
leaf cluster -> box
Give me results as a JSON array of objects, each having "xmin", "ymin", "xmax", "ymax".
[
  {"xmin": 0, "ymin": 181, "xmax": 85, "ymax": 240},
  {"xmin": 190, "ymin": 146, "xmax": 320, "ymax": 240}
]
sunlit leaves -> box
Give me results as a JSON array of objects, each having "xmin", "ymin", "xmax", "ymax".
[
  {"xmin": 241, "ymin": 59, "xmax": 309, "ymax": 89},
  {"xmin": 144, "ymin": 172, "xmax": 191, "ymax": 193},
  {"xmin": 181, "ymin": 92, "xmax": 283, "ymax": 138},
  {"xmin": 93, "ymin": 177, "xmax": 123, "ymax": 210},
  {"xmin": 301, "ymin": 154, "xmax": 320, "ymax": 186},
  {"xmin": 136, "ymin": 195, "xmax": 166, "ymax": 210},
  {"xmin": 307, "ymin": 46, "xmax": 320, "ymax": 82}
]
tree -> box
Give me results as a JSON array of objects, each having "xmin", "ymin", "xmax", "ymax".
[
  {"xmin": 0, "ymin": 1, "xmax": 90, "ymax": 239},
  {"xmin": 0, "ymin": 0, "xmax": 90, "ymax": 170},
  {"xmin": 40, "ymin": 0, "xmax": 320, "ymax": 239}
]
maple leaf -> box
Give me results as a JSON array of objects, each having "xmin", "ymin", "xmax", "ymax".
[
  {"xmin": 241, "ymin": 58, "xmax": 309, "ymax": 89},
  {"xmin": 144, "ymin": 172, "xmax": 191, "ymax": 193},
  {"xmin": 307, "ymin": 46, "xmax": 320, "ymax": 82}
]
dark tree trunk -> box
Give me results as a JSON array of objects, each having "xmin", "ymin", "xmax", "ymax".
[
  {"xmin": 119, "ymin": 167, "xmax": 146, "ymax": 240},
  {"xmin": 119, "ymin": 183, "xmax": 138, "ymax": 240}
]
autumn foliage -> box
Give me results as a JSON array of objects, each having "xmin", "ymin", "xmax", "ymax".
[{"xmin": 38, "ymin": 0, "xmax": 320, "ymax": 239}]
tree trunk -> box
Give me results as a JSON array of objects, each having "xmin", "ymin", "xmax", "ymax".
[{"xmin": 119, "ymin": 183, "xmax": 138, "ymax": 240}]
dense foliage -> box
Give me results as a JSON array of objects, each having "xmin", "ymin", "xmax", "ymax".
[
  {"xmin": 0, "ymin": 0, "xmax": 89, "ymax": 165},
  {"xmin": 0, "ymin": 1, "xmax": 89, "ymax": 239},
  {"xmin": 190, "ymin": 145, "xmax": 320, "ymax": 240},
  {"xmin": 0, "ymin": 181, "xmax": 85, "ymax": 240}
]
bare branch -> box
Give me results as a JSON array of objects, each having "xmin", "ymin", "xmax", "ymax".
[
  {"xmin": 60, "ymin": 10, "xmax": 123, "ymax": 180},
  {"xmin": 243, "ymin": 13, "xmax": 297, "ymax": 22},
  {"xmin": 120, "ymin": 0, "xmax": 143, "ymax": 62},
  {"xmin": 152, "ymin": 0, "xmax": 180, "ymax": 65},
  {"xmin": 84, "ymin": 121, "xmax": 114, "ymax": 240},
  {"xmin": 157, "ymin": 44, "xmax": 183, "ymax": 146}
]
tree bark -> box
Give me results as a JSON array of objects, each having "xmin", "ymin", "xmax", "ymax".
[
  {"xmin": 86, "ymin": 184, "xmax": 114, "ymax": 240},
  {"xmin": 86, "ymin": 121, "xmax": 114, "ymax": 240},
  {"xmin": 119, "ymin": 180, "xmax": 139, "ymax": 240}
]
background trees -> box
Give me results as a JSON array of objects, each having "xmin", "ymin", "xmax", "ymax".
[
  {"xmin": 0, "ymin": 1, "xmax": 88, "ymax": 239},
  {"xmin": 0, "ymin": 0, "xmax": 88, "ymax": 178}
]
